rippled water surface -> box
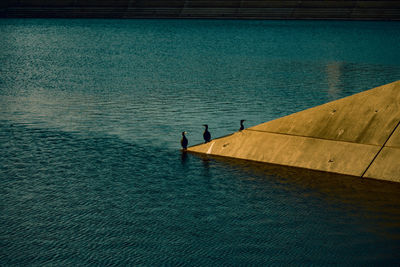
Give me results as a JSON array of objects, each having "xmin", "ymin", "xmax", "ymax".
[{"xmin": 1, "ymin": 19, "xmax": 400, "ymax": 265}]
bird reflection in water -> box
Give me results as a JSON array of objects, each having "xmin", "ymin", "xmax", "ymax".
[{"xmin": 181, "ymin": 150, "xmax": 188, "ymax": 165}]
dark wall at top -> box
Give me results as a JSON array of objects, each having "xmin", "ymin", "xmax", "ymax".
[{"xmin": 1, "ymin": 0, "xmax": 400, "ymax": 20}]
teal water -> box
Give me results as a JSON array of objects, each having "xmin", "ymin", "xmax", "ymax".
[{"xmin": 1, "ymin": 19, "xmax": 400, "ymax": 265}]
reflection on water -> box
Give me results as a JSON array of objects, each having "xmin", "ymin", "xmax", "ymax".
[
  {"xmin": 326, "ymin": 61, "xmax": 343, "ymax": 100},
  {"xmin": 215, "ymin": 155, "xmax": 400, "ymax": 218},
  {"xmin": 1, "ymin": 19, "xmax": 400, "ymax": 265},
  {"xmin": 198, "ymin": 154, "xmax": 400, "ymax": 243},
  {"xmin": 180, "ymin": 151, "xmax": 188, "ymax": 165}
]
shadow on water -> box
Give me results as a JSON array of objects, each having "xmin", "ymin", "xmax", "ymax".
[
  {"xmin": 190, "ymin": 153, "xmax": 400, "ymax": 235},
  {"xmin": 2, "ymin": 121, "xmax": 400, "ymax": 264}
]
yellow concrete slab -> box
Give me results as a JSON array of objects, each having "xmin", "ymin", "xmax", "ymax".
[
  {"xmin": 188, "ymin": 130, "xmax": 380, "ymax": 177},
  {"xmin": 363, "ymin": 147, "xmax": 400, "ymax": 183},
  {"xmin": 386, "ymin": 125, "xmax": 400, "ymax": 148},
  {"xmin": 250, "ymin": 80, "xmax": 400, "ymax": 146},
  {"xmin": 188, "ymin": 81, "xmax": 400, "ymax": 182}
]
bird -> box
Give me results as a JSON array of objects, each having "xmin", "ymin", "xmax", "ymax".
[
  {"xmin": 239, "ymin": 120, "xmax": 246, "ymax": 131},
  {"xmin": 203, "ymin": 124, "xmax": 211, "ymax": 143},
  {"xmin": 181, "ymin": 131, "xmax": 188, "ymax": 150}
]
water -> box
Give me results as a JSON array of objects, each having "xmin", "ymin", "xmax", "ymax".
[{"xmin": 1, "ymin": 19, "xmax": 400, "ymax": 265}]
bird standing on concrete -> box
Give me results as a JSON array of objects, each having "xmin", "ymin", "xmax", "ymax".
[
  {"xmin": 239, "ymin": 120, "xmax": 246, "ymax": 131},
  {"xmin": 203, "ymin": 124, "xmax": 211, "ymax": 143},
  {"xmin": 181, "ymin": 131, "xmax": 188, "ymax": 150}
]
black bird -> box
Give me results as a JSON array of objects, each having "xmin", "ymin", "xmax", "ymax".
[
  {"xmin": 239, "ymin": 120, "xmax": 246, "ymax": 131},
  {"xmin": 203, "ymin": 124, "xmax": 211, "ymax": 143},
  {"xmin": 181, "ymin": 131, "xmax": 188, "ymax": 150}
]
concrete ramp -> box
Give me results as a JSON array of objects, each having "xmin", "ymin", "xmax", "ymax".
[{"xmin": 188, "ymin": 80, "xmax": 400, "ymax": 183}]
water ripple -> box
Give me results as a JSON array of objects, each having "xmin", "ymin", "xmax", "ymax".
[{"xmin": 1, "ymin": 19, "xmax": 400, "ymax": 265}]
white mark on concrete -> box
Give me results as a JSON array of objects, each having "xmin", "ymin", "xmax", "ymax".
[{"xmin": 206, "ymin": 142, "xmax": 215, "ymax": 154}]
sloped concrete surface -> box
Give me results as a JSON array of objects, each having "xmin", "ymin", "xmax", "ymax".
[
  {"xmin": 249, "ymin": 81, "xmax": 400, "ymax": 146},
  {"xmin": 364, "ymin": 147, "xmax": 400, "ymax": 182},
  {"xmin": 386, "ymin": 126, "xmax": 400, "ymax": 148},
  {"xmin": 188, "ymin": 130, "xmax": 380, "ymax": 177},
  {"xmin": 188, "ymin": 80, "xmax": 400, "ymax": 183},
  {"xmin": 364, "ymin": 121, "xmax": 400, "ymax": 182}
]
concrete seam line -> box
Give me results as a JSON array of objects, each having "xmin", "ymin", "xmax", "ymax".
[
  {"xmin": 361, "ymin": 119, "xmax": 400, "ymax": 178},
  {"xmin": 246, "ymin": 128, "xmax": 380, "ymax": 147}
]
